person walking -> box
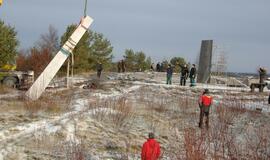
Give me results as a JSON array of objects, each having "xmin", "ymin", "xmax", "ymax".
[
  {"xmin": 180, "ymin": 64, "xmax": 189, "ymax": 86},
  {"xmin": 96, "ymin": 62, "xmax": 103, "ymax": 78},
  {"xmin": 166, "ymin": 64, "xmax": 173, "ymax": 85},
  {"xmin": 141, "ymin": 132, "xmax": 161, "ymax": 160},
  {"xmin": 198, "ymin": 89, "xmax": 213, "ymax": 129},
  {"xmin": 189, "ymin": 64, "xmax": 197, "ymax": 87}
]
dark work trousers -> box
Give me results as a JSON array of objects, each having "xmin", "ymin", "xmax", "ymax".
[
  {"xmin": 167, "ymin": 75, "xmax": 172, "ymax": 85},
  {"xmin": 199, "ymin": 105, "xmax": 210, "ymax": 129},
  {"xmin": 180, "ymin": 76, "xmax": 186, "ymax": 86},
  {"xmin": 97, "ymin": 70, "xmax": 102, "ymax": 78},
  {"xmin": 190, "ymin": 77, "xmax": 196, "ymax": 87}
]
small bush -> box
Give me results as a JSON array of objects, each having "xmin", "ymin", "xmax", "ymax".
[
  {"xmin": 23, "ymin": 100, "xmax": 44, "ymax": 117},
  {"xmin": 23, "ymin": 96, "xmax": 65, "ymax": 117},
  {"xmin": 89, "ymin": 97, "xmax": 134, "ymax": 127},
  {"xmin": 184, "ymin": 128, "xmax": 208, "ymax": 160}
]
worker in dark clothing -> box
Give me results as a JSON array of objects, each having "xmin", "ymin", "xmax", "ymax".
[
  {"xmin": 117, "ymin": 61, "xmax": 121, "ymax": 73},
  {"xmin": 156, "ymin": 62, "xmax": 161, "ymax": 72},
  {"xmin": 166, "ymin": 64, "xmax": 173, "ymax": 85},
  {"xmin": 268, "ymin": 93, "xmax": 270, "ymax": 104},
  {"xmin": 180, "ymin": 64, "xmax": 189, "ymax": 86},
  {"xmin": 141, "ymin": 132, "xmax": 161, "ymax": 160},
  {"xmin": 160, "ymin": 63, "xmax": 164, "ymax": 72},
  {"xmin": 258, "ymin": 67, "xmax": 267, "ymax": 92},
  {"xmin": 259, "ymin": 67, "xmax": 267, "ymax": 83},
  {"xmin": 189, "ymin": 64, "xmax": 197, "ymax": 87},
  {"xmin": 96, "ymin": 62, "xmax": 103, "ymax": 78},
  {"xmin": 121, "ymin": 60, "xmax": 126, "ymax": 73},
  {"xmin": 151, "ymin": 63, "xmax": 155, "ymax": 71},
  {"xmin": 198, "ymin": 89, "xmax": 213, "ymax": 129}
]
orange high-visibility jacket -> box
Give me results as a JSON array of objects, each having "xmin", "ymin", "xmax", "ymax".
[{"xmin": 200, "ymin": 95, "xmax": 213, "ymax": 106}]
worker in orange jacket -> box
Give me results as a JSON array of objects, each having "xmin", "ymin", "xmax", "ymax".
[
  {"xmin": 198, "ymin": 89, "xmax": 213, "ymax": 129},
  {"xmin": 141, "ymin": 132, "xmax": 161, "ymax": 160}
]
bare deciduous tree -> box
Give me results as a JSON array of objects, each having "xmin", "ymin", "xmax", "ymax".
[{"xmin": 37, "ymin": 25, "xmax": 59, "ymax": 55}]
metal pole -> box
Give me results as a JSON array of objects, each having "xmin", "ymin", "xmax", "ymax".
[
  {"xmin": 84, "ymin": 0, "xmax": 88, "ymax": 17},
  {"xmin": 67, "ymin": 58, "xmax": 70, "ymax": 88}
]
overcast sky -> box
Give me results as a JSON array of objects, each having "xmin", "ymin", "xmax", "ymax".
[{"xmin": 0, "ymin": 0, "xmax": 269, "ymax": 72}]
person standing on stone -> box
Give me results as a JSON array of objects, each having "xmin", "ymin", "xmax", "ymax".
[
  {"xmin": 180, "ymin": 64, "xmax": 189, "ymax": 86},
  {"xmin": 189, "ymin": 64, "xmax": 197, "ymax": 87},
  {"xmin": 198, "ymin": 89, "xmax": 213, "ymax": 129},
  {"xmin": 166, "ymin": 64, "xmax": 173, "ymax": 85},
  {"xmin": 141, "ymin": 132, "xmax": 161, "ymax": 160},
  {"xmin": 96, "ymin": 61, "xmax": 103, "ymax": 78}
]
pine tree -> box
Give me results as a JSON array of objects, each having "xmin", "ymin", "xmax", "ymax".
[{"xmin": 0, "ymin": 20, "xmax": 19, "ymax": 66}]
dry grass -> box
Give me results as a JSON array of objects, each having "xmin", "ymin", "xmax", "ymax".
[
  {"xmin": 184, "ymin": 128, "xmax": 208, "ymax": 160},
  {"xmin": 6, "ymin": 84, "xmax": 269, "ymax": 159},
  {"xmin": 0, "ymin": 84, "xmax": 13, "ymax": 94},
  {"xmin": 23, "ymin": 89, "xmax": 73, "ymax": 117},
  {"xmin": 86, "ymin": 87, "xmax": 270, "ymax": 159},
  {"xmin": 23, "ymin": 100, "xmax": 44, "ymax": 117},
  {"xmin": 23, "ymin": 98, "xmax": 63, "ymax": 117},
  {"xmin": 63, "ymin": 141, "xmax": 87, "ymax": 160},
  {"xmin": 110, "ymin": 97, "xmax": 134, "ymax": 127},
  {"xmin": 162, "ymin": 88, "xmax": 270, "ymax": 160},
  {"xmin": 31, "ymin": 134, "xmax": 89, "ymax": 160},
  {"xmin": 89, "ymin": 97, "xmax": 135, "ymax": 127}
]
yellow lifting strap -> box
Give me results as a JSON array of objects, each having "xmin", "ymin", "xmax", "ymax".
[{"xmin": 0, "ymin": 0, "xmax": 3, "ymax": 6}]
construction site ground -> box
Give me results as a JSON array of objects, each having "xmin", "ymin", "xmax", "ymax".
[{"xmin": 0, "ymin": 72, "xmax": 269, "ymax": 160}]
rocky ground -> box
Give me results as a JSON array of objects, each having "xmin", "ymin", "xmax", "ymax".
[{"xmin": 0, "ymin": 72, "xmax": 269, "ymax": 160}]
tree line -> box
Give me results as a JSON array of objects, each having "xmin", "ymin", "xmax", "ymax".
[{"xmin": 0, "ymin": 19, "xmax": 187, "ymax": 76}]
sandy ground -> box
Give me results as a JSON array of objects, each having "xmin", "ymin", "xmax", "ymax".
[{"xmin": 0, "ymin": 72, "xmax": 269, "ymax": 159}]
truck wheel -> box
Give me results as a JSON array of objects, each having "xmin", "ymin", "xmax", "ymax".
[{"xmin": 2, "ymin": 76, "xmax": 17, "ymax": 88}]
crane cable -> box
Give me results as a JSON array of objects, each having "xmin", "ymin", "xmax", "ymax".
[{"xmin": 83, "ymin": 0, "xmax": 88, "ymax": 17}]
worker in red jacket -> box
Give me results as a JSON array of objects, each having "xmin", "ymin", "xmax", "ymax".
[
  {"xmin": 198, "ymin": 89, "xmax": 213, "ymax": 129},
  {"xmin": 141, "ymin": 132, "xmax": 161, "ymax": 160}
]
